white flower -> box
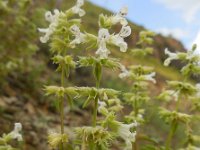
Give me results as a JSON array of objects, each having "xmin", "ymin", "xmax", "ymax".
[
  {"xmin": 72, "ymin": 0, "xmax": 85, "ymax": 17},
  {"xmin": 110, "ymin": 25, "xmax": 131, "ymax": 52},
  {"xmin": 143, "ymin": 72, "xmax": 156, "ymax": 83},
  {"xmin": 38, "ymin": 9, "xmax": 62, "ymax": 43},
  {"xmin": 119, "ymin": 25, "xmax": 132, "ymax": 38},
  {"xmin": 98, "ymin": 100, "xmax": 108, "ymax": 114},
  {"xmin": 96, "ymin": 28, "xmax": 111, "ymax": 58},
  {"xmin": 10, "ymin": 123, "xmax": 23, "ymax": 141},
  {"xmin": 110, "ymin": 6, "xmax": 128, "ymax": 26},
  {"xmin": 70, "ymin": 25, "xmax": 86, "ymax": 48},
  {"xmin": 119, "ymin": 65, "xmax": 130, "ymax": 78},
  {"xmin": 164, "ymin": 48, "xmax": 178, "ymax": 66},
  {"xmin": 45, "ymin": 9, "xmax": 60, "ymax": 22},
  {"xmin": 117, "ymin": 121, "xmax": 137, "ymax": 150}
]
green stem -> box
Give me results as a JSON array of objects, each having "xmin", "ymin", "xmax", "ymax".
[
  {"xmin": 175, "ymin": 97, "xmax": 180, "ymax": 111},
  {"xmin": 92, "ymin": 61, "xmax": 101, "ymax": 127},
  {"xmin": 60, "ymin": 66, "xmax": 65, "ymax": 150},
  {"xmin": 133, "ymin": 87, "xmax": 138, "ymax": 150},
  {"xmin": 92, "ymin": 96, "xmax": 98, "ymax": 127},
  {"xmin": 165, "ymin": 121, "xmax": 178, "ymax": 150},
  {"xmin": 81, "ymin": 137, "xmax": 86, "ymax": 150},
  {"xmin": 92, "ymin": 81, "xmax": 100, "ymax": 127},
  {"xmin": 90, "ymin": 141, "xmax": 95, "ymax": 150},
  {"xmin": 91, "ymin": 65, "xmax": 101, "ymax": 149}
]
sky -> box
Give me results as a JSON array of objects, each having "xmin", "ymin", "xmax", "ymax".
[{"xmin": 88, "ymin": 0, "xmax": 200, "ymax": 51}]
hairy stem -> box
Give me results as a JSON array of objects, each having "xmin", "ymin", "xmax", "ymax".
[
  {"xmin": 133, "ymin": 88, "xmax": 138, "ymax": 150},
  {"xmin": 92, "ymin": 69, "xmax": 100, "ymax": 127},
  {"xmin": 165, "ymin": 121, "xmax": 178, "ymax": 150},
  {"xmin": 60, "ymin": 66, "xmax": 65, "ymax": 150},
  {"xmin": 91, "ymin": 67, "xmax": 101, "ymax": 149},
  {"xmin": 92, "ymin": 96, "xmax": 98, "ymax": 127}
]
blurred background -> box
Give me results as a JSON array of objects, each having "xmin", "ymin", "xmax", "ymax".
[{"xmin": 0, "ymin": 0, "xmax": 199, "ymax": 149}]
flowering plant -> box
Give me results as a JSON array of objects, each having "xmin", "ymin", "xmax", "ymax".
[
  {"xmin": 38, "ymin": 0, "xmax": 200, "ymax": 149},
  {"xmin": 0, "ymin": 123, "xmax": 23, "ymax": 150}
]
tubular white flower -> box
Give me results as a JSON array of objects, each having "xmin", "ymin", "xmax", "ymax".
[
  {"xmin": 45, "ymin": 9, "xmax": 60, "ymax": 22},
  {"xmin": 110, "ymin": 35, "xmax": 127, "ymax": 52},
  {"xmin": 70, "ymin": 25, "xmax": 86, "ymax": 48},
  {"xmin": 119, "ymin": 65, "xmax": 130, "ymax": 78},
  {"xmin": 10, "ymin": 123, "xmax": 23, "ymax": 141},
  {"xmin": 96, "ymin": 28, "xmax": 111, "ymax": 58},
  {"xmin": 117, "ymin": 121, "xmax": 137, "ymax": 150},
  {"xmin": 98, "ymin": 100, "xmax": 108, "ymax": 114},
  {"xmin": 110, "ymin": 25, "xmax": 131, "ymax": 52},
  {"xmin": 72, "ymin": 0, "xmax": 85, "ymax": 17},
  {"xmin": 38, "ymin": 9, "xmax": 62, "ymax": 43},
  {"xmin": 110, "ymin": 6, "xmax": 128, "ymax": 26},
  {"xmin": 143, "ymin": 72, "xmax": 156, "ymax": 83},
  {"xmin": 98, "ymin": 28, "xmax": 110, "ymax": 41},
  {"xmin": 120, "ymin": 7, "xmax": 128, "ymax": 16},
  {"xmin": 164, "ymin": 48, "xmax": 178, "ymax": 66},
  {"xmin": 119, "ymin": 25, "xmax": 132, "ymax": 38}
]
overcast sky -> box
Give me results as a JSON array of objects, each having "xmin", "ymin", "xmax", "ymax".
[{"xmin": 89, "ymin": 0, "xmax": 200, "ymax": 51}]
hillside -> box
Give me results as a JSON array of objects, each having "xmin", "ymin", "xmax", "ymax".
[{"xmin": 0, "ymin": 0, "xmax": 189, "ymax": 149}]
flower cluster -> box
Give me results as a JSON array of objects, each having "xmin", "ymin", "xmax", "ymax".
[
  {"xmin": 38, "ymin": 0, "xmax": 85, "ymax": 44},
  {"xmin": 0, "ymin": 123, "xmax": 23, "ymax": 149},
  {"xmin": 119, "ymin": 65, "xmax": 156, "ymax": 83},
  {"xmin": 117, "ymin": 122, "xmax": 137, "ymax": 150},
  {"xmin": 157, "ymin": 44, "xmax": 200, "ymax": 149},
  {"xmin": 71, "ymin": 0, "xmax": 85, "ymax": 17},
  {"xmin": 38, "ymin": 9, "xmax": 63, "ymax": 43},
  {"xmin": 9, "ymin": 123, "xmax": 23, "ymax": 141},
  {"xmin": 164, "ymin": 45, "xmax": 200, "ymax": 76},
  {"xmin": 131, "ymin": 30, "xmax": 155, "ymax": 56},
  {"xmin": 118, "ymin": 31, "xmax": 157, "ymax": 149},
  {"xmin": 99, "ymin": 6, "xmax": 128, "ymax": 28},
  {"xmin": 69, "ymin": 6, "xmax": 131, "ymax": 59}
]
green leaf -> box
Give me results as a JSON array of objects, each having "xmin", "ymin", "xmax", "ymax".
[
  {"xmin": 78, "ymin": 56, "xmax": 96, "ymax": 67},
  {"xmin": 100, "ymin": 58, "xmax": 120, "ymax": 70},
  {"xmin": 82, "ymin": 95, "xmax": 94, "ymax": 108},
  {"xmin": 66, "ymin": 94, "xmax": 73, "ymax": 109}
]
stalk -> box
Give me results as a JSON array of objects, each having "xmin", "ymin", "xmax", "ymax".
[
  {"xmin": 166, "ymin": 93, "xmax": 180, "ymax": 149},
  {"xmin": 92, "ymin": 64, "xmax": 101, "ymax": 127},
  {"xmin": 91, "ymin": 64, "xmax": 101, "ymax": 150},
  {"xmin": 133, "ymin": 85, "xmax": 138, "ymax": 150},
  {"xmin": 93, "ymin": 81, "xmax": 100, "ymax": 126},
  {"xmin": 165, "ymin": 121, "xmax": 178, "ymax": 150},
  {"xmin": 92, "ymin": 95, "xmax": 99, "ymax": 127},
  {"xmin": 60, "ymin": 65, "xmax": 65, "ymax": 150}
]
